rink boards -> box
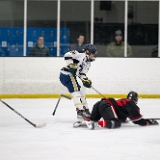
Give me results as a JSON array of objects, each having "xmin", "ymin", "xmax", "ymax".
[{"xmin": 0, "ymin": 57, "xmax": 160, "ymax": 98}]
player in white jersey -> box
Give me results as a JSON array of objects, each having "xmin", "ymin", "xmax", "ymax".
[{"xmin": 60, "ymin": 44, "xmax": 97, "ymax": 121}]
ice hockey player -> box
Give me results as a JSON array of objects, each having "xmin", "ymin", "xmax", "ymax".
[
  {"xmin": 90, "ymin": 91, "xmax": 159, "ymax": 129},
  {"xmin": 60, "ymin": 44, "xmax": 97, "ymax": 122}
]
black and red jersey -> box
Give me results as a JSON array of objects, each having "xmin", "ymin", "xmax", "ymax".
[{"xmin": 101, "ymin": 98, "xmax": 146, "ymax": 125}]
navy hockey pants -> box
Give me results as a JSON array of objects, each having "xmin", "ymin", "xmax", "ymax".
[{"xmin": 59, "ymin": 73, "xmax": 81, "ymax": 93}]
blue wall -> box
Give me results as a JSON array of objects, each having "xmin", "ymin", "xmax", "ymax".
[{"xmin": 0, "ymin": 28, "xmax": 70, "ymax": 56}]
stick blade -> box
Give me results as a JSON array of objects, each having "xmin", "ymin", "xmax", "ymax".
[
  {"xmin": 145, "ymin": 118, "xmax": 160, "ymax": 120},
  {"xmin": 35, "ymin": 123, "xmax": 46, "ymax": 128}
]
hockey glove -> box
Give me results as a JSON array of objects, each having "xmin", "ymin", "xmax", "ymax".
[
  {"xmin": 68, "ymin": 63, "xmax": 77, "ymax": 76},
  {"xmin": 82, "ymin": 77, "xmax": 92, "ymax": 88},
  {"xmin": 145, "ymin": 119, "xmax": 159, "ymax": 125}
]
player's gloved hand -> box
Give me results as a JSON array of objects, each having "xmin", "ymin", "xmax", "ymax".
[
  {"xmin": 145, "ymin": 119, "xmax": 159, "ymax": 125},
  {"xmin": 68, "ymin": 63, "xmax": 77, "ymax": 76},
  {"xmin": 82, "ymin": 77, "xmax": 92, "ymax": 88}
]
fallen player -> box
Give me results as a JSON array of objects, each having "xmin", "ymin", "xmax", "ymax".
[{"xmin": 74, "ymin": 91, "xmax": 159, "ymax": 129}]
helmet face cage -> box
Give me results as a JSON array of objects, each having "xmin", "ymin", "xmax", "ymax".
[{"xmin": 127, "ymin": 91, "xmax": 138, "ymax": 103}]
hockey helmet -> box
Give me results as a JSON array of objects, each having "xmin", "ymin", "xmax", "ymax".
[
  {"xmin": 83, "ymin": 44, "xmax": 97, "ymax": 55},
  {"xmin": 127, "ymin": 91, "xmax": 138, "ymax": 103}
]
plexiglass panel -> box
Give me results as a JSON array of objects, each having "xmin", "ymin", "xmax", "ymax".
[
  {"xmin": 0, "ymin": 0, "xmax": 24, "ymax": 56},
  {"xmin": 128, "ymin": 1, "xmax": 158, "ymax": 57},
  {"xmin": 60, "ymin": 1, "xmax": 91, "ymax": 56},
  {"xmin": 27, "ymin": 0, "xmax": 57, "ymax": 57}
]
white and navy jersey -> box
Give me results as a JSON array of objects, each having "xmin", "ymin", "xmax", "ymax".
[{"xmin": 60, "ymin": 50, "xmax": 91, "ymax": 79}]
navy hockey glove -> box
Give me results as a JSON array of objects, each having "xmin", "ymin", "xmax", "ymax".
[
  {"xmin": 82, "ymin": 77, "xmax": 92, "ymax": 88},
  {"xmin": 146, "ymin": 119, "xmax": 159, "ymax": 125},
  {"xmin": 68, "ymin": 63, "xmax": 77, "ymax": 76}
]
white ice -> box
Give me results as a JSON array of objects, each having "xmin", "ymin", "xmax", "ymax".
[{"xmin": 0, "ymin": 98, "xmax": 160, "ymax": 160}]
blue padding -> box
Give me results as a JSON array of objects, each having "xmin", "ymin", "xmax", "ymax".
[{"xmin": 0, "ymin": 27, "xmax": 70, "ymax": 56}]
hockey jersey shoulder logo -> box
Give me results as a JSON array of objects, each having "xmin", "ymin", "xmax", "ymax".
[{"xmin": 116, "ymin": 99, "xmax": 127, "ymax": 106}]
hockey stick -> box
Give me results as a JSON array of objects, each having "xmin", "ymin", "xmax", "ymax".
[
  {"xmin": 61, "ymin": 94, "xmax": 72, "ymax": 100},
  {"xmin": 77, "ymin": 74, "xmax": 106, "ymax": 98},
  {"xmin": 0, "ymin": 99, "xmax": 46, "ymax": 128},
  {"xmin": 144, "ymin": 118, "xmax": 160, "ymax": 120},
  {"xmin": 91, "ymin": 86, "xmax": 106, "ymax": 98},
  {"xmin": 52, "ymin": 94, "xmax": 62, "ymax": 116},
  {"xmin": 127, "ymin": 117, "xmax": 160, "ymax": 123},
  {"xmin": 52, "ymin": 94, "xmax": 71, "ymax": 116}
]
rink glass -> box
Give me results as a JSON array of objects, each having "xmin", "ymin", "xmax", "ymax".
[
  {"xmin": 0, "ymin": 0, "xmax": 24, "ymax": 56},
  {"xmin": 0, "ymin": 0, "xmax": 159, "ymax": 57}
]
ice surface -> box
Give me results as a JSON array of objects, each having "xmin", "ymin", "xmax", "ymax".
[{"xmin": 0, "ymin": 98, "xmax": 160, "ymax": 160}]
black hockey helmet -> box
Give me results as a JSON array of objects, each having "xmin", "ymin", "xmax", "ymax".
[
  {"xmin": 83, "ymin": 44, "xmax": 97, "ymax": 55},
  {"xmin": 127, "ymin": 91, "xmax": 138, "ymax": 103}
]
